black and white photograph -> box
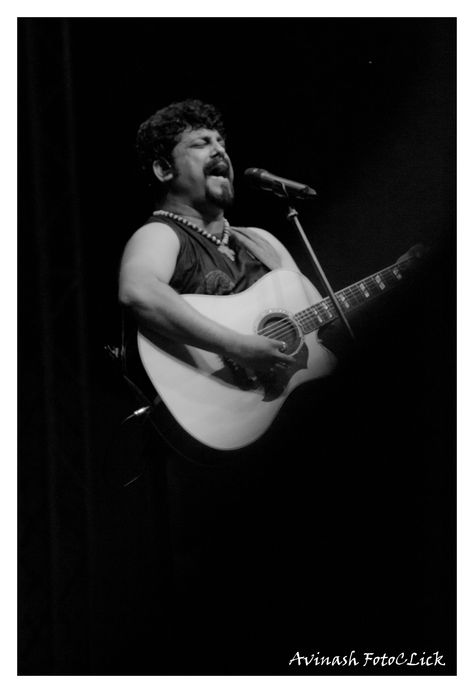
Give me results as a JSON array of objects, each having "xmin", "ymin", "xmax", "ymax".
[{"xmin": 17, "ymin": 15, "xmax": 457, "ymax": 678}]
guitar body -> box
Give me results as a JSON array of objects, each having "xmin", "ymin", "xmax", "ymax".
[{"xmin": 137, "ymin": 269, "xmax": 337, "ymax": 451}]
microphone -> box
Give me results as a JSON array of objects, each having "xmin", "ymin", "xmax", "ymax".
[{"xmin": 244, "ymin": 168, "xmax": 317, "ymax": 199}]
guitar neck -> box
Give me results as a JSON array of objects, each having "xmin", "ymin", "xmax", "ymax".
[{"xmin": 295, "ymin": 259, "xmax": 411, "ymax": 334}]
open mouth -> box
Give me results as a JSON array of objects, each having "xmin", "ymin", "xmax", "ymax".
[
  {"xmin": 206, "ymin": 160, "xmax": 230, "ymax": 178},
  {"xmin": 208, "ymin": 175, "xmax": 229, "ymax": 184}
]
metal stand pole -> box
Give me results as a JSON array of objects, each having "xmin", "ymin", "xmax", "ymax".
[{"xmin": 285, "ymin": 201, "xmax": 356, "ymax": 341}]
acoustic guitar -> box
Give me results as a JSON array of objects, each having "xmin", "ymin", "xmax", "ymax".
[{"xmin": 137, "ymin": 258, "xmax": 415, "ymax": 451}]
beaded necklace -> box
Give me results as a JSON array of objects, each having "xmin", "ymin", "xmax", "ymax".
[{"xmin": 153, "ymin": 209, "xmax": 236, "ymax": 261}]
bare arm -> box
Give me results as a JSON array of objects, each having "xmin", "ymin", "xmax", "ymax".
[{"xmin": 119, "ymin": 222, "xmax": 295, "ymax": 369}]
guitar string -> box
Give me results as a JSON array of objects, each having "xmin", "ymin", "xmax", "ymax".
[
  {"xmin": 258, "ymin": 296, "xmax": 376, "ymax": 342},
  {"xmin": 255, "ymin": 261, "xmax": 408, "ymax": 342},
  {"xmin": 257, "ymin": 273, "xmax": 403, "ymax": 342}
]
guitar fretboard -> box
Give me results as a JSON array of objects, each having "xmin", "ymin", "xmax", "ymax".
[{"xmin": 296, "ymin": 260, "xmax": 409, "ymax": 334}]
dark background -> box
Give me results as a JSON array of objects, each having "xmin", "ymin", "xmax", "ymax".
[{"xmin": 18, "ymin": 18, "xmax": 455, "ymax": 675}]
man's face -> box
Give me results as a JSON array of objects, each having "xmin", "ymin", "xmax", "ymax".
[{"xmin": 169, "ymin": 127, "xmax": 235, "ymax": 209}]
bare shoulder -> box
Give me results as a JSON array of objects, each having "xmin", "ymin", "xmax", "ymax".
[
  {"xmin": 120, "ymin": 221, "xmax": 181, "ymax": 286},
  {"xmin": 246, "ymin": 226, "xmax": 300, "ymax": 272},
  {"xmin": 122, "ymin": 221, "xmax": 180, "ymax": 262}
]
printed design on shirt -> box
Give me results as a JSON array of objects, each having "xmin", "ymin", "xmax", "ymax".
[{"xmin": 202, "ymin": 270, "xmax": 236, "ymax": 295}]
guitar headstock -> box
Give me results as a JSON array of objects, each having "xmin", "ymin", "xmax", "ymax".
[{"xmin": 397, "ymin": 243, "xmax": 427, "ymax": 266}]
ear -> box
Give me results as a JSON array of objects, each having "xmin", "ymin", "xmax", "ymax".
[{"xmin": 152, "ymin": 158, "xmax": 174, "ymax": 183}]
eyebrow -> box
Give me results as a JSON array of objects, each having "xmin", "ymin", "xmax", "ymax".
[{"xmin": 188, "ymin": 132, "xmax": 225, "ymax": 144}]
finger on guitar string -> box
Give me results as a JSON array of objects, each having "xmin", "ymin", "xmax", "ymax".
[{"xmin": 228, "ymin": 333, "xmax": 296, "ymax": 370}]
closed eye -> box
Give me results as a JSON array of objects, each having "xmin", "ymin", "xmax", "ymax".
[{"xmin": 190, "ymin": 136, "xmax": 226, "ymax": 149}]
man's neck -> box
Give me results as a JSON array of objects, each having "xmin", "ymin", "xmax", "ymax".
[{"xmin": 160, "ymin": 198, "xmax": 226, "ymax": 237}]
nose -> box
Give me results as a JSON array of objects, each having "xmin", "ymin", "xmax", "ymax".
[{"xmin": 211, "ymin": 139, "xmax": 226, "ymax": 158}]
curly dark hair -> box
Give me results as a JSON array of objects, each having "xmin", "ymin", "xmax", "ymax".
[{"xmin": 136, "ymin": 99, "xmax": 226, "ymax": 187}]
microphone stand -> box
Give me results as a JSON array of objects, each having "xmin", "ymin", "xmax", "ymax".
[{"xmin": 282, "ymin": 187, "xmax": 356, "ymax": 341}]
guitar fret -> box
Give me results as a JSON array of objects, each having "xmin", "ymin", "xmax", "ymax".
[
  {"xmin": 323, "ymin": 301, "xmax": 333, "ymax": 319},
  {"xmin": 295, "ymin": 261, "xmax": 410, "ymax": 334},
  {"xmin": 363, "ymin": 277, "xmax": 377, "ymax": 294},
  {"xmin": 297, "ymin": 306, "xmax": 320, "ymax": 334},
  {"xmin": 338, "ymin": 290, "xmax": 351, "ymax": 309},
  {"xmin": 314, "ymin": 308, "xmax": 324, "ymax": 323},
  {"xmin": 392, "ymin": 266, "xmax": 402, "ymax": 280},
  {"xmin": 344, "ymin": 287, "xmax": 363, "ymax": 305},
  {"xmin": 300, "ymin": 314, "xmax": 314, "ymax": 331}
]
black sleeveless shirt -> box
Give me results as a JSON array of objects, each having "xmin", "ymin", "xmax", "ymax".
[{"xmin": 144, "ymin": 215, "xmax": 270, "ymax": 296}]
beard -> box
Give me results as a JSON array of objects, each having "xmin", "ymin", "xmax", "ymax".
[{"xmin": 205, "ymin": 177, "xmax": 235, "ymax": 209}]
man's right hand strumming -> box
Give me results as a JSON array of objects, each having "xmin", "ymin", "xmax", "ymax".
[{"xmin": 224, "ymin": 333, "xmax": 296, "ymax": 372}]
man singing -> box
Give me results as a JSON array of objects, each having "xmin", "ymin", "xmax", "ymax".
[
  {"xmin": 119, "ymin": 98, "xmax": 299, "ymax": 372},
  {"xmin": 117, "ymin": 99, "xmax": 311, "ymax": 671}
]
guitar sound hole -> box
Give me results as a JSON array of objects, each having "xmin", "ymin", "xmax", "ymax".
[{"xmin": 257, "ymin": 313, "xmax": 303, "ymax": 356}]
